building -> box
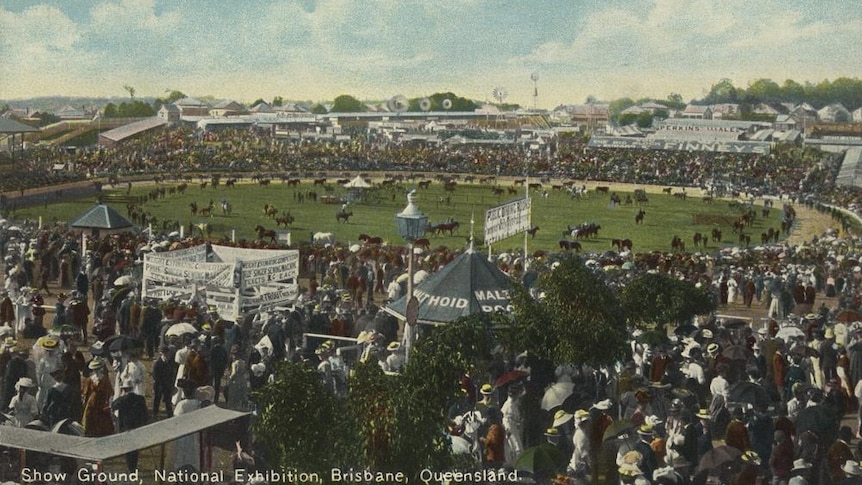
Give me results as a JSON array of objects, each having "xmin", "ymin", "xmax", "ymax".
[
  {"xmin": 681, "ymin": 104, "xmax": 712, "ymax": 120},
  {"xmin": 818, "ymin": 103, "xmax": 852, "ymax": 123},
  {"xmin": 209, "ymin": 100, "xmax": 247, "ymax": 117},
  {"xmin": 173, "ymin": 97, "xmax": 210, "ymax": 117}
]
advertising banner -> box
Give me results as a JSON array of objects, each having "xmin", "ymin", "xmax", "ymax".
[
  {"xmin": 588, "ymin": 136, "xmax": 770, "ymax": 154},
  {"xmin": 484, "ymin": 197, "xmax": 531, "ymax": 245}
]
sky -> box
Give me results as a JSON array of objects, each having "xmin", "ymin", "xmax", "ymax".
[{"xmin": 1, "ymin": 0, "xmax": 861, "ymax": 108}]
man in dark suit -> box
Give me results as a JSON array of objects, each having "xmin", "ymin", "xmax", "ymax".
[
  {"xmin": 633, "ymin": 424, "xmax": 658, "ymax": 480},
  {"xmin": 111, "ymin": 380, "xmax": 148, "ymax": 471}
]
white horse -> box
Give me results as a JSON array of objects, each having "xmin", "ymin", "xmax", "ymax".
[{"xmin": 312, "ymin": 232, "xmax": 335, "ymax": 246}]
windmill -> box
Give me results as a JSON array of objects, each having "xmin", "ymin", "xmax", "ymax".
[
  {"xmin": 531, "ymin": 73, "xmax": 539, "ymax": 110},
  {"xmin": 492, "ymin": 87, "xmax": 507, "ymax": 127}
]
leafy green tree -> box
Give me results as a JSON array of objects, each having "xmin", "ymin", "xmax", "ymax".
[
  {"xmin": 505, "ymin": 256, "xmax": 629, "ymax": 367},
  {"xmin": 746, "ymin": 78, "xmax": 782, "ymax": 105},
  {"xmin": 620, "ymin": 272, "xmax": 716, "ymax": 329},
  {"xmin": 609, "ymin": 97, "xmax": 635, "ymax": 119},
  {"xmin": 703, "ymin": 78, "xmax": 738, "ymax": 104},
  {"xmin": 311, "ymin": 103, "xmax": 328, "ymax": 114},
  {"xmin": 272, "ymin": 96, "xmax": 284, "ymax": 107},
  {"xmin": 103, "ymin": 103, "xmax": 117, "ymax": 117},
  {"xmin": 331, "ymin": 95, "xmax": 365, "ymax": 112},
  {"xmin": 665, "ymin": 93, "xmax": 685, "ymax": 110},
  {"xmin": 252, "ymin": 361, "xmax": 359, "ymax": 476},
  {"xmin": 636, "ymin": 111, "xmax": 654, "ymax": 128},
  {"xmin": 618, "ymin": 112, "xmax": 639, "ymax": 126}
]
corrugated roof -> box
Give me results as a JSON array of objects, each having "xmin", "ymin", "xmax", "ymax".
[
  {"xmin": 0, "ymin": 118, "xmax": 40, "ymax": 133},
  {"xmin": 100, "ymin": 117, "xmax": 167, "ymax": 143},
  {"xmin": 0, "ymin": 406, "xmax": 249, "ymax": 460},
  {"xmin": 70, "ymin": 204, "xmax": 134, "ymax": 229}
]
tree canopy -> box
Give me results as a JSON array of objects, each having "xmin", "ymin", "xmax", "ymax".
[
  {"xmin": 620, "ymin": 272, "xmax": 716, "ymax": 328},
  {"xmin": 331, "ymin": 94, "xmax": 365, "ymax": 112}
]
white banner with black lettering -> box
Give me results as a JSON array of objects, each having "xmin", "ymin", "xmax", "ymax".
[{"xmin": 484, "ymin": 197, "xmax": 531, "ymax": 245}]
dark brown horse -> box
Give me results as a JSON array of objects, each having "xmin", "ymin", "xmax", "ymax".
[
  {"xmin": 611, "ymin": 238, "xmax": 633, "ymax": 251},
  {"xmin": 255, "ymin": 225, "xmax": 277, "ymax": 243},
  {"xmin": 336, "ymin": 211, "xmax": 353, "ymax": 223},
  {"xmin": 559, "ymin": 240, "xmax": 582, "ymax": 252}
]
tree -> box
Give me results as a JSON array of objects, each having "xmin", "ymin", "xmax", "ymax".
[
  {"xmin": 703, "ymin": 78, "xmax": 738, "ymax": 104},
  {"xmin": 665, "ymin": 93, "xmax": 685, "ymax": 110},
  {"xmin": 272, "ymin": 96, "xmax": 284, "ymax": 107},
  {"xmin": 252, "ymin": 361, "xmax": 359, "ymax": 476},
  {"xmin": 331, "ymin": 95, "xmax": 365, "ymax": 113},
  {"xmin": 103, "ymin": 103, "xmax": 118, "ymax": 118},
  {"xmin": 504, "ymin": 256, "xmax": 629, "ymax": 367},
  {"xmin": 123, "ymin": 84, "xmax": 135, "ymax": 99},
  {"xmin": 620, "ymin": 272, "xmax": 716, "ymax": 329},
  {"xmin": 636, "ymin": 111, "xmax": 654, "ymax": 128},
  {"xmin": 609, "ymin": 97, "xmax": 635, "ymax": 119},
  {"xmin": 746, "ymin": 78, "xmax": 781, "ymax": 105}
]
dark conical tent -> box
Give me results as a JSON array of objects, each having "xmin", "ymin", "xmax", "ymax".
[
  {"xmin": 70, "ymin": 204, "xmax": 135, "ymax": 236},
  {"xmin": 384, "ymin": 248, "xmax": 514, "ymax": 325}
]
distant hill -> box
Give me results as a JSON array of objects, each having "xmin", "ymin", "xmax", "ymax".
[{"xmin": 1, "ymin": 96, "xmax": 155, "ymax": 113}]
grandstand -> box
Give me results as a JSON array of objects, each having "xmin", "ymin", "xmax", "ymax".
[
  {"xmin": 836, "ymin": 147, "xmax": 862, "ymax": 188},
  {"xmin": 98, "ymin": 117, "xmax": 167, "ymax": 148}
]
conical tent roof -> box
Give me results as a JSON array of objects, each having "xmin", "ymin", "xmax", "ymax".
[
  {"xmin": 343, "ymin": 175, "xmax": 371, "ymax": 188},
  {"xmin": 384, "ymin": 249, "xmax": 513, "ymax": 325},
  {"xmin": 70, "ymin": 204, "xmax": 134, "ymax": 230}
]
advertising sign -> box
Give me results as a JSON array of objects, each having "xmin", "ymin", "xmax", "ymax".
[{"xmin": 484, "ymin": 197, "xmax": 531, "ymax": 245}]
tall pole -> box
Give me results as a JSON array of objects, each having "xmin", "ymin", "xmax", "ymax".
[{"xmin": 523, "ymin": 158, "xmax": 530, "ymax": 271}]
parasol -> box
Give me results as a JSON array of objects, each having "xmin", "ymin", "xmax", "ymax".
[
  {"xmin": 602, "ymin": 419, "xmax": 634, "ymax": 442},
  {"xmin": 113, "ymin": 275, "xmax": 136, "ymax": 286},
  {"xmin": 514, "ymin": 444, "xmax": 567, "ymax": 474},
  {"xmin": 795, "ymin": 405, "xmax": 837, "ymax": 436},
  {"xmin": 165, "ymin": 322, "xmax": 198, "ymax": 338},
  {"xmin": 106, "ymin": 334, "xmax": 143, "ymax": 353},
  {"xmin": 775, "ymin": 326, "xmax": 805, "ymax": 341},
  {"xmin": 541, "ymin": 382, "xmax": 575, "ymax": 411},
  {"xmin": 696, "ymin": 445, "xmax": 742, "ymax": 474},
  {"xmin": 495, "ymin": 370, "xmax": 529, "ymax": 387},
  {"xmin": 722, "ymin": 345, "xmax": 749, "ymax": 361},
  {"xmin": 837, "ymin": 310, "xmax": 862, "ymax": 323},
  {"xmin": 727, "ymin": 381, "xmax": 771, "ymax": 408}
]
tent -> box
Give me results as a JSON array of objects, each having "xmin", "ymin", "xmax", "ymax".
[
  {"xmin": 69, "ymin": 203, "xmax": 135, "ymax": 237},
  {"xmin": 384, "ymin": 248, "xmax": 513, "ymax": 325},
  {"xmin": 343, "ymin": 175, "xmax": 371, "ymax": 188}
]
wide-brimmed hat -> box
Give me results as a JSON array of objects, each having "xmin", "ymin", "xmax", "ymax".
[
  {"xmin": 842, "ymin": 460, "xmax": 862, "ymax": 476},
  {"xmin": 707, "ymin": 343, "xmax": 719, "ymax": 354},
  {"xmin": 592, "ymin": 399, "xmax": 613, "ymax": 411},
  {"xmin": 40, "ymin": 337, "xmax": 59, "ymax": 350},
  {"xmin": 741, "ymin": 450, "xmax": 761, "ymax": 466},
  {"xmin": 87, "ymin": 357, "xmax": 105, "ymax": 370},
  {"xmin": 637, "ymin": 424, "xmax": 655, "ymax": 436},
  {"xmin": 695, "ymin": 408, "xmax": 711, "ymax": 420},
  {"xmin": 544, "ymin": 427, "xmax": 560, "ymax": 438},
  {"xmin": 553, "ymin": 410, "xmax": 574, "ymax": 427},
  {"xmin": 791, "ymin": 458, "xmax": 812, "ymax": 471},
  {"xmin": 700, "ymin": 328, "xmax": 714, "ymax": 339},
  {"xmin": 15, "ymin": 377, "xmax": 35, "ymax": 389},
  {"xmin": 480, "ymin": 384, "xmax": 494, "ymax": 395},
  {"xmin": 574, "ymin": 409, "xmax": 590, "ymax": 424},
  {"xmin": 387, "ymin": 342, "xmax": 401, "ymax": 352}
]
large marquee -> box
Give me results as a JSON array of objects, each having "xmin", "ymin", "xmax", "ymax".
[{"xmin": 142, "ymin": 244, "xmax": 299, "ymax": 320}]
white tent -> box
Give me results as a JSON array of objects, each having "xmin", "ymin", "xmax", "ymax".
[{"xmin": 343, "ymin": 175, "xmax": 371, "ymax": 188}]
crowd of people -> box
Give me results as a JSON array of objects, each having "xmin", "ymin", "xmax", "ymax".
[{"xmin": 1, "ymin": 124, "xmax": 862, "ymax": 482}]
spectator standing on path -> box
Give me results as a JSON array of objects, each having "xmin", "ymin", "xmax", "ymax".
[
  {"xmin": 152, "ymin": 345, "xmax": 176, "ymax": 417},
  {"xmin": 111, "ymin": 380, "xmax": 148, "ymax": 471},
  {"xmin": 81, "ymin": 357, "xmax": 114, "ymax": 437}
]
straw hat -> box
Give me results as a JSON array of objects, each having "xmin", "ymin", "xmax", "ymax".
[
  {"xmin": 574, "ymin": 409, "xmax": 590, "ymax": 424},
  {"xmin": 842, "ymin": 460, "xmax": 862, "ymax": 476},
  {"xmin": 544, "ymin": 427, "xmax": 560, "ymax": 438},
  {"xmin": 88, "ymin": 357, "xmax": 105, "ymax": 370},
  {"xmin": 695, "ymin": 408, "xmax": 711, "ymax": 420},
  {"xmin": 387, "ymin": 342, "xmax": 401, "ymax": 352},
  {"xmin": 593, "ymin": 399, "xmax": 613, "ymax": 411},
  {"xmin": 637, "ymin": 424, "xmax": 655, "ymax": 436},
  {"xmin": 791, "ymin": 459, "xmax": 812, "ymax": 471},
  {"xmin": 741, "ymin": 450, "xmax": 761, "ymax": 466},
  {"xmin": 15, "ymin": 377, "xmax": 35, "ymax": 389},
  {"xmin": 552, "ymin": 410, "xmax": 574, "ymax": 427},
  {"xmin": 40, "ymin": 337, "xmax": 59, "ymax": 350},
  {"xmin": 480, "ymin": 384, "xmax": 494, "ymax": 395}
]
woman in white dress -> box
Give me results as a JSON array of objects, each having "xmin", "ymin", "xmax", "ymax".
[{"xmin": 501, "ymin": 382, "xmax": 525, "ymax": 465}]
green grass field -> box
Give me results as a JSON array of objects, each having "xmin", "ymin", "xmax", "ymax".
[{"xmin": 20, "ymin": 181, "xmax": 784, "ymax": 253}]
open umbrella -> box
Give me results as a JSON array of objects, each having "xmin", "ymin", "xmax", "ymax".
[
  {"xmin": 674, "ymin": 324, "xmax": 698, "ymax": 337},
  {"xmin": 795, "ymin": 405, "xmax": 837, "ymax": 436},
  {"xmin": 722, "ymin": 319, "xmax": 748, "ymax": 329},
  {"xmin": 722, "ymin": 345, "xmax": 749, "ymax": 361},
  {"xmin": 166, "ymin": 322, "xmax": 198, "ymax": 338},
  {"xmin": 837, "ymin": 310, "xmax": 862, "ymax": 323},
  {"xmin": 602, "ymin": 419, "xmax": 634, "ymax": 442},
  {"xmin": 514, "ymin": 444, "xmax": 567, "ymax": 474},
  {"xmin": 495, "ymin": 370, "xmax": 529, "ymax": 387},
  {"xmin": 727, "ymin": 381, "xmax": 771, "ymax": 408},
  {"xmin": 696, "ymin": 445, "xmax": 742, "ymax": 474},
  {"xmin": 113, "ymin": 275, "xmax": 135, "ymax": 286},
  {"xmin": 775, "ymin": 326, "xmax": 805, "ymax": 341},
  {"xmin": 541, "ymin": 382, "xmax": 575, "ymax": 411},
  {"xmin": 106, "ymin": 334, "xmax": 143, "ymax": 353},
  {"xmin": 791, "ymin": 345, "xmax": 819, "ymax": 359}
]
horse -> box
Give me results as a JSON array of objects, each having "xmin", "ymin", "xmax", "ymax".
[
  {"xmin": 526, "ymin": 226, "xmax": 539, "ymax": 239},
  {"xmin": 492, "ymin": 187, "xmax": 505, "ymax": 196},
  {"xmin": 507, "ymin": 187, "xmax": 518, "ymax": 195},
  {"xmin": 711, "ymin": 228, "xmax": 723, "ymax": 243},
  {"xmin": 287, "ymin": 178, "xmax": 300, "ymax": 187},
  {"xmin": 336, "ymin": 211, "xmax": 353, "ymax": 223},
  {"xmin": 671, "ymin": 235, "xmax": 685, "ymax": 252},
  {"xmin": 312, "ymin": 232, "xmax": 335, "ymax": 245},
  {"xmin": 255, "ymin": 225, "xmax": 277, "ymax": 243},
  {"xmin": 313, "ymin": 178, "xmax": 327, "ymax": 186},
  {"xmin": 413, "ymin": 238, "xmax": 431, "ymax": 250},
  {"xmin": 559, "ymin": 240, "xmax": 582, "ymax": 252},
  {"xmin": 513, "ymin": 179, "xmax": 526, "ymax": 186},
  {"xmin": 435, "ymin": 221, "xmax": 459, "ymax": 235},
  {"xmin": 200, "ymin": 181, "xmax": 208, "ymax": 190},
  {"xmin": 595, "ymin": 186, "xmax": 610, "ymax": 194},
  {"xmin": 221, "ymin": 200, "xmax": 232, "ymax": 215},
  {"xmin": 225, "ymin": 178, "xmax": 236, "ymax": 188},
  {"xmin": 611, "ymin": 238, "xmax": 633, "ymax": 251},
  {"xmin": 634, "ymin": 209, "xmax": 646, "ymax": 225},
  {"xmin": 739, "ymin": 233, "xmax": 751, "ymax": 246},
  {"xmin": 258, "ymin": 179, "xmax": 271, "ymax": 186},
  {"xmin": 662, "ymin": 187, "xmax": 672, "ymax": 194},
  {"xmin": 693, "ymin": 232, "xmax": 705, "ymax": 248},
  {"xmin": 264, "ymin": 204, "xmax": 278, "ymax": 218},
  {"xmin": 198, "ymin": 203, "xmax": 214, "ymax": 217},
  {"xmin": 276, "ymin": 214, "xmax": 295, "ymax": 227},
  {"xmin": 528, "ymin": 182, "xmax": 542, "ymax": 190},
  {"xmin": 417, "ymin": 180, "xmax": 432, "ymax": 189},
  {"xmin": 443, "ymin": 181, "xmax": 457, "ymax": 192},
  {"xmin": 189, "ymin": 202, "xmax": 198, "ymax": 216}
]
